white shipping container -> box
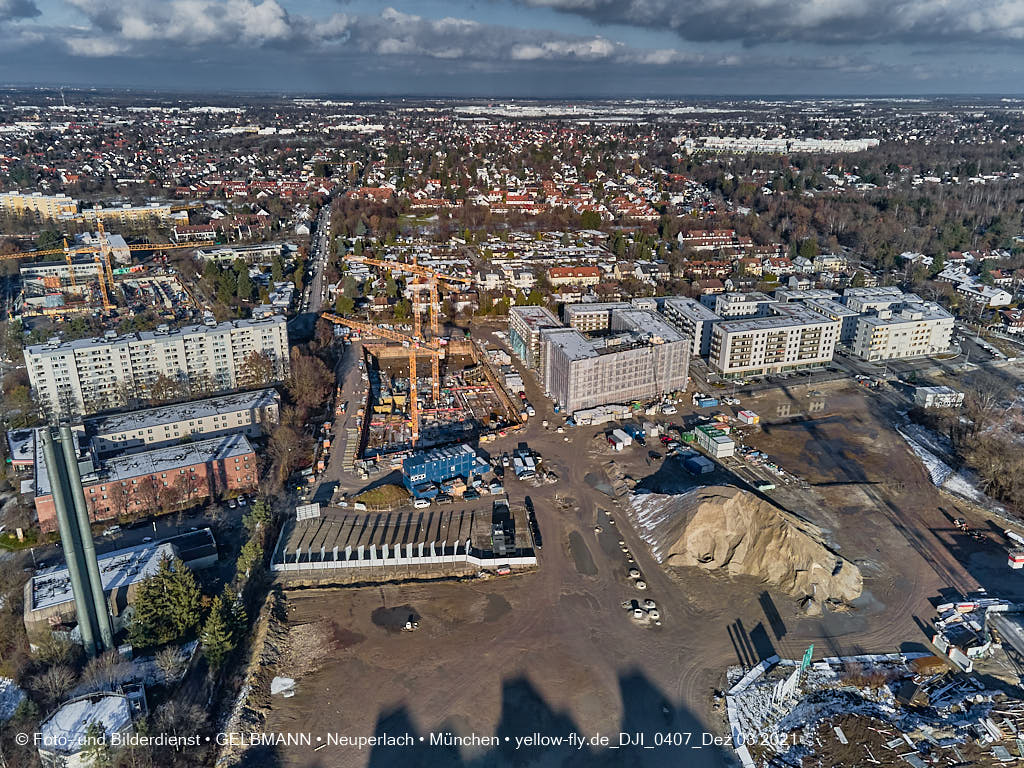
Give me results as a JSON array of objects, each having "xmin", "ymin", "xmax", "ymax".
[{"xmin": 611, "ymin": 428, "xmax": 633, "ymax": 447}]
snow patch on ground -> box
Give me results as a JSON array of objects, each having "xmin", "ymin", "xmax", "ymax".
[
  {"xmin": 0, "ymin": 678, "xmax": 25, "ymax": 721},
  {"xmin": 897, "ymin": 426, "xmax": 1001, "ymax": 509},
  {"xmin": 897, "ymin": 427, "xmax": 953, "ymax": 485}
]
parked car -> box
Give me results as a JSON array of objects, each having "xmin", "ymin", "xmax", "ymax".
[{"xmin": 413, "ymin": 498, "xmax": 431, "ymax": 509}]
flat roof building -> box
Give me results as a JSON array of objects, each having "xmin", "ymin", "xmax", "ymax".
[
  {"xmin": 709, "ymin": 304, "xmax": 839, "ymax": 379},
  {"xmin": 841, "ymin": 286, "xmax": 907, "ymax": 313},
  {"xmin": 25, "ymin": 530, "xmax": 218, "ymax": 637},
  {"xmin": 852, "ymin": 301, "xmax": 954, "ymax": 362},
  {"xmin": 563, "ymin": 302, "xmax": 631, "ymax": 333},
  {"xmin": 87, "ymin": 388, "xmax": 280, "ymax": 456},
  {"xmin": 802, "ymin": 297, "xmax": 861, "ymax": 344},
  {"xmin": 773, "ymin": 288, "xmax": 839, "ymax": 303},
  {"xmin": 33, "ymin": 434, "xmax": 257, "ymax": 531},
  {"xmin": 543, "ymin": 308, "xmax": 690, "ymax": 414},
  {"xmin": 402, "ymin": 444, "xmax": 488, "ymax": 498},
  {"xmin": 508, "ymin": 306, "xmax": 560, "ymax": 371},
  {"xmin": 662, "ymin": 296, "xmax": 721, "ymax": 357},
  {"xmin": 701, "ymin": 291, "xmax": 778, "ymax": 318},
  {"xmin": 38, "ymin": 692, "xmax": 135, "ymax": 767},
  {"xmin": 24, "ymin": 315, "xmax": 289, "ymax": 418},
  {"xmin": 0, "ymin": 190, "xmax": 78, "ymax": 220}
]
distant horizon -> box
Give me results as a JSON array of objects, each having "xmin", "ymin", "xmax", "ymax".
[{"xmin": 2, "ymin": 85, "xmax": 1024, "ymax": 102}]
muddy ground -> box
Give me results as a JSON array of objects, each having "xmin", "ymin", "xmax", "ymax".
[{"xmin": 252, "ymin": 379, "xmax": 1021, "ymax": 768}]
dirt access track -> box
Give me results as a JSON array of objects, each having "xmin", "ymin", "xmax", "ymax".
[{"xmin": 252, "ymin": 380, "xmax": 1016, "ymax": 768}]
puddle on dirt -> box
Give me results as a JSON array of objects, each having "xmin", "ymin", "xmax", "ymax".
[
  {"xmin": 568, "ymin": 530, "xmax": 598, "ymax": 576},
  {"xmin": 584, "ymin": 472, "xmax": 614, "ymax": 496},
  {"xmin": 371, "ymin": 605, "xmax": 421, "ymax": 632},
  {"xmin": 332, "ymin": 626, "xmax": 366, "ymax": 649},
  {"xmin": 484, "ymin": 593, "xmax": 512, "ymax": 622}
]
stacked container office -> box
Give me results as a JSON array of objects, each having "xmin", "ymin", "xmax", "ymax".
[{"xmin": 694, "ymin": 424, "xmax": 735, "ymax": 459}]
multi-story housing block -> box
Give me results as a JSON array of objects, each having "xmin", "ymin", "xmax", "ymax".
[
  {"xmin": 709, "ymin": 305, "xmax": 839, "ymax": 378},
  {"xmin": 25, "ymin": 316, "xmax": 289, "ymax": 417}
]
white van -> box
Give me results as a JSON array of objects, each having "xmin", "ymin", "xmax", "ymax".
[{"xmin": 413, "ymin": 498, "xmax": 431, "ymax": 509}]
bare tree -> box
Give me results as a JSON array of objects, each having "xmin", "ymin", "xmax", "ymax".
[
  {"xmin": 81, "ymin": 650, "xmax": 132, "ymax": 693},
  {"xmin": 239, "ymin": 350, "xmax": 277, "ymax": 388},
  {"xmin": 106, "ymin": 482, "xmax": 133, "ymax": 521},
  {"xmin": 155, "ymin": 646, "xmax": 184, "ymax": 681},
  {"xmin": 33, "ymin": 664, "xmax": 76, "ymax": 706},
  {"xmin": 135, "ymin": 476, "xmax": 162, "ymax": 515}
]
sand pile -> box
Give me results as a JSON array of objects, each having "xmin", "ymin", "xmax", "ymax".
[{"xmin": 630, "ymin": 485, "xmax": 861, "ymax": 611}]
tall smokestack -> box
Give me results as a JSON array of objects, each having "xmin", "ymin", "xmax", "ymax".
[
  {"xmin": 59, "ymin": 425, "xmax": 114, "ymax": 652},
  {"xmin": 40, "ymin": 428, "xmax": 98, "ymax": 657}
]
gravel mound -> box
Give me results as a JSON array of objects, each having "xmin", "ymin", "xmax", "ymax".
[{"xmin": 630, "ymin": 485, "xmax": 862, "ymax": 610}]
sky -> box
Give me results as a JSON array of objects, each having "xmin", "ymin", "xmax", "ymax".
[{"xmin": 0, "ymin": 0, "xmax": 1022, "ymax": 96}]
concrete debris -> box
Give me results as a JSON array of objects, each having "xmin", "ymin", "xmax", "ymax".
[
  {"xmin": 725, "ymin": 653, "xmax": 1024, "ymax": 767},
  {"xmin": 270, "ymin": 676, "xmax": 296, "ymax": 697},
  {"xmin": 629, "ymin": 485, "xmax": 862, "ymax": 606}
]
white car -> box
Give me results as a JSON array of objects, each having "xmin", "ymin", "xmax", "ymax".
[{"xmin": 413, "ymin": 498, "xmax": 431, "ymax": 509}]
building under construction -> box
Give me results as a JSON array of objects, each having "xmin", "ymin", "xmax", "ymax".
[
  {"xmin": 540, "ymin": 308, "xmax": 691, "ymax": 415},
  {"xmin": 359, "ymin": 337, "xmax": 521, "ymax": 456}
]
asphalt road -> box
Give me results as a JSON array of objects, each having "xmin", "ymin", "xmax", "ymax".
[{"xmin": 288, "ymin": 201, "xmax": 332, "ymax": 340}]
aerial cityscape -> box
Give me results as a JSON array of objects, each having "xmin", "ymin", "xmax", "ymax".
[{"xmin": 0, "ymin": 3, "xmax": 1024, "ymax": 768}]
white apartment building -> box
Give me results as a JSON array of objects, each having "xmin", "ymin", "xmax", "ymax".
[
  {"xmin": 802, "ymin": 298, "xmax": 862, "ymax": 344},
  {"xmin": 563, "ymin": 302, "xmax": 632, "ymax": 333},
  {"xmin": 852, "ymin": 302, "xmax": 954, "ymax": 361},
  {"xmin": 701, "ymin": 291, "xmax": 777, "ymax": 318},
  {"xmin": 841, "ymin": 286, "xmax": 907, "ymax": 313},
  {"xmin": 24, "ymin": 316, "xmax": 289, "ymax": 417},
  {"xmin": 662, "ymin": 296, "xmax": 721, "ymax": 357},
  {"xmin": 709, "ymin": 305, "xmax": 839, "ymax": 378},
  {"xmin": 508, "ymin": 306, "xmax": 560, "ymax": 370}
]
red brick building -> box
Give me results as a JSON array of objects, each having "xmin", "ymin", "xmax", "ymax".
[{"xmin": 34, "ymin": 434, "xmax": 257, "ymax": 532}]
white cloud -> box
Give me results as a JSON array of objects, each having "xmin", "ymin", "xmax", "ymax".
[
  {"xmin": 66, "ymin": 36, "xmax": 127, "ymax": 56},
  {"xmin": 65, "ymin": 0, "xmax": 294, "ymax": 53},
  {"xmin": 51, "ymin": 0, "xmax": 709, "ymax": 71},
  {"xmin": 510, "ymin": 37, "xmax": 616, "ymax": 60}
]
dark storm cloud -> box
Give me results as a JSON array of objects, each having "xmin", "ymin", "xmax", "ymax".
[
  {"xmin": 0, "ymin": 0, "xmax": 39, "ymax": 21},
  {"xmin": 514, "ymin": 0, "xmax": 1024, "ymax": 45}
]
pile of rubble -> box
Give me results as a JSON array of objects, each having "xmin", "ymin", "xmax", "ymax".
[{"xmin": 725, "ymin": 653, "xmax": 1024, "ymax": 767}]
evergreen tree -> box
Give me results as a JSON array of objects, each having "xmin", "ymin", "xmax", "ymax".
[
  {"xmin": 201, "ymin": 595, "xmax": 236, "ymax": 669},
  {"xmin": 270, "ymin": 253, "xmax": 285, "ymax": 282},
  {"xmin": 128, "ymin": 557, "xmax": 203, "ymax": 648},
  {"xmin": 237, "ymin": 269, "xmax": 254, "ymax": 302},
  {"xmin": 80, "ymin": 721, "xmax": 113, "ymax": 768}
]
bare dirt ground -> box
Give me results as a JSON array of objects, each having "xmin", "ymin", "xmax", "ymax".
[{"xmin": 254, "ymin": 368, "xmax": 1020, "ymax": 768}]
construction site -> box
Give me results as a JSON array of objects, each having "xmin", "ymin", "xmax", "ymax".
[
  {"xmin": 323, "ymin": 257, "xmax": 522, "ymax": 460},
  {"xmin": 5, "ymin": 218, "xmax": 210, "ymax": 317},
  {"xmin": 358, "ymin": 338, "xmax": 520, "ymax": 455}
]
